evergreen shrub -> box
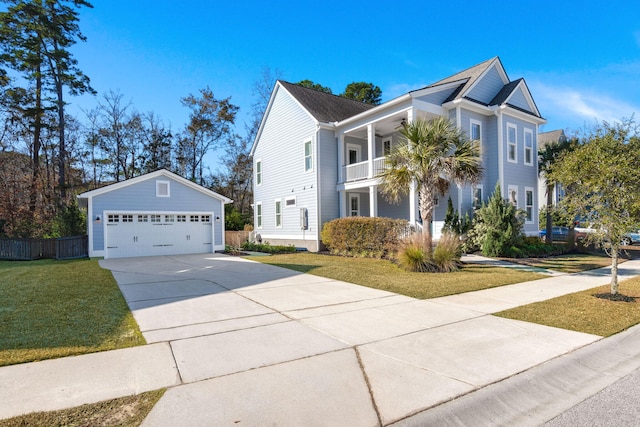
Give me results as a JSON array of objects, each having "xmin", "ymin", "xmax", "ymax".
[{"xmin": 320, "ymin": 217, "xmax": 409, "ymax": 258}]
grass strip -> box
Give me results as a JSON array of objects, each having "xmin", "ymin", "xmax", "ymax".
[
  {"xmin": 500, "ymin": 253, "xmax": 616, "ymax": 274},
  {"xmin": 496, "ymin": 277, "xmax": 640, "ymax": 337},
  {"xmin": 0, "ymin": 259, "xmax": 145, "ymax": 367},
  {"xmin": 246, "ymin": 252, "xmax": 545, "ymax": 299},
  {"xmin": 0, "ymin": 389, "xmax": 165, "ymax": 427}
]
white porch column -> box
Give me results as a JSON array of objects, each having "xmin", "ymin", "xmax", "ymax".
[
  {"xmin": 369, "ymin": 185, "xmax": 378, "ymax": 217},
  {"xmin": 367, "ymin": 123, "xmax": 375, "ymax": 178},
  {"xmin": 409, "ymin": 180, "xmax": 417, "ymax": 225},
  {"xmin": 339, "ymin": 190, "xmax": 346, "ymax": 218},
  {"xmin": 338, "ymin": 132, "xmax": 345, "ymax": 183}
]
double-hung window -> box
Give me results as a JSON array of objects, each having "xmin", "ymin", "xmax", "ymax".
[
  {"xmin": 470, "ymin": 120, "xmax": 482, "ymax": 156},
  {"xmin": 525, "ymin": 188, "xmax": 534, "ymax": 223},
  {"xmin": 507, "ymin": 124, "xmax": 517, "ymax": 163},
  {"xmin": 275, "ymin": 199, "xmax": 282, "ymax": 228},
  {"xmin": 473, "ymin": 186, "xmax": 483, "ymax": 209},
  {"xmin": 256, "ymin": 202, "xmax": 263, "ymax": 229},
  {"xmin": 524, "ymin": 129, "xmax": 534, "ymax": 166},
  {"xmin": 256, "ymin": 159, "xmax": 262, "ymax": 186},
  {"xmin": 304, "ymin": 139, "xmax": 313, "ymax": 172}
]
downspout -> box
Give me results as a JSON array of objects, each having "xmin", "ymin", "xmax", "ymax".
[
  {"xmin": 495, "ymin": 108, "xmax": 504, "ymax": 197},
  {"xmin": 315, "ymin": 126, "xmax": 321, "ymax": 251},
  {"xmin": 455, "ymin": 106, "xmax": 463, "ymax": 213}
]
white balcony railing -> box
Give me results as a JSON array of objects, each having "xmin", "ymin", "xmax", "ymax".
[{"xmin": 342, "ymin": 157, "xmax": 388, "ymax": 183}]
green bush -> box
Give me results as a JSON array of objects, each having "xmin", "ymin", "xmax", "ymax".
[
  {"xmin": 320, "ymin": 217, "xmax": 409, "ymax": 258},
  {"xmin": 466, "ymin": 184, "xmax": 525, "ymax": 257},
  {"xmin": 240, "ymin": 241, "xmax": 296, "ymax": 254},
  {"xmin": 442, "ymin": 197, "xmax": 471, "ymax": 236}
]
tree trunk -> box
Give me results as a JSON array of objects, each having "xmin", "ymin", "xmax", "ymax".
[
  {"xmin": 419, "ymin": 186, "xmax": 434, "ymax": 254},
  {"xmin": 30, "ymin": 64, "xmax": 43, "ymax": 216},
  {"xmin": 56, "ymin": 80, "xmax": 66, "ymax": 200},
  {"xmin": 545, "ymin": 183, "xmax": 553, "ymax": 244},
  {"xmin": 611, "ymin": 246, "xmax": 619, "ymax": 295}
]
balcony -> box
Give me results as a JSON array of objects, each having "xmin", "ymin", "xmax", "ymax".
[{"xmin": 342, "ymin": 157, "xmax": 387, "ymax": 182}]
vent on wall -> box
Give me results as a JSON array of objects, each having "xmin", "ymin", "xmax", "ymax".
[{"xmin": 156, "ymin": 180, "xmax": 170, "ymax": 197}]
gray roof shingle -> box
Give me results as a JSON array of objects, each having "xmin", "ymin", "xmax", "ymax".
[{"xmin": 279, "ymin": 81, "xmax": 375, "ymax": 122}]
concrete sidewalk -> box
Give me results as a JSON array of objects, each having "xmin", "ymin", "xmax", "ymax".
[{"xmin": 1, "ymin": 254, "xmax": 639, "ymax": 425}]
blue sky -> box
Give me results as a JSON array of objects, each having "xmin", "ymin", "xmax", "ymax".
[{"xmin": 67, "ymin": 0, "xmax": 639, "ymax": 166}]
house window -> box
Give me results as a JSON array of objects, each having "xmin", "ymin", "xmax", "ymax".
[
  {"xmin": 165, "ymin": 214, "xmax": 175, "ymax": 222},
  {"xmin": 256, "ymin": 202, "xmax": 262, "ymax": 228},
  {"xmin": 285, "ymin": 196, "xmax": 296, "ymax": 208},
  {"xmin": 383, "ymin": 138, "xmax": 392, "ymax": 156},
  {"xmin": 473, "ymin": 186, "xmax": 483, "ymax": 209},
  {"xmin": 304, "ymin": 139, "xmax": 313, "ymax": 172},
  {"xmin": 150, "ymin": 214, "xmax": 161, "ymax": 223},
  {"xmin": 525, "ymin": 188, "xmax": 534, "ymax": 223},
  {"xmin": 433, "ymin": 197, "xmax": 439, "ymax": 207},
  {"xmin": 256, "ymin": 159, "xmax": 262, "ymax": 186},
  {"xmin": 349, "ymin": 194, "xmax": 360, "ymax": 216},
  {"xmin": 507, "ymin": 124, "xmax": 517, "ymax": 163},
  {"xmin": 122, "ymin": 214, "xmax": 133, "ymax": 222},
  {"xmin": 470, "ymin": 120, "xmax": 482, "ymax": 156},
  {"xmin": 138, "ymin": 214, "xmax": 148, "ymax": 222},
  {"xmin": 177, "ymin": 215, "xmax": 186, "ymax": 222},
  {"xmin": 108, "ymin": 214, "xmax": 119, "ymax": 223},
  {"xmin": 275, "ymin": 199, "xmax": 282, "ymax": 228},
  {"xmin": 508, "ymin": 185, "xmax": 518, "ymax": 207},
  {"xmin": 524, "ymin": 129, "xmax": 534, "ymax": 166},
  {"xmin": 156, "ymin": 180, "xmax": 170, "ymax": 197},
  {"xmin": 346, "ymin": 143, "xmax": 361, "ymax": 164}
]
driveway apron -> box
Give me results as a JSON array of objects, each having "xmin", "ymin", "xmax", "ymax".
[{"xmin": 100, "ymin": 253, "xmax": 604, "ymax": 426}]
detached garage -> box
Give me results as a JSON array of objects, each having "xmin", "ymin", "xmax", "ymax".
[{"xmin": 78, "ymin": 169, "xmax": 232, "ymax": 259}]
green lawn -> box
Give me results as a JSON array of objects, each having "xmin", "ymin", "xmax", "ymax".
[
  {"xmin": 497, "ymin": 277, "xmax": 640, "ymax": 337},
  {"xmin": 247, "ymin": 252, "xmax": 546, "ymax": 299},
  {"xmin": 0, "ymin": 259, "xmax": 145, "ymax": 367}
]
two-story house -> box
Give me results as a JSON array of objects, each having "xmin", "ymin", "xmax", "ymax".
[{"xmin": 250, "ymin": 57, "xmax": 546, "ymax": 251}]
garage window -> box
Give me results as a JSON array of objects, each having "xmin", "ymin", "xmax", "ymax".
[
  {"xmin": 122, "ymin": 214, "xmax": 133, "ymax": 222},
  {"xmin": 138, "ymin": 214, "xmax": 148, "ymax": 222},
  {"xmin": 108, "ymin": 214, "xmax": 119, "ymax": 223},
  {"xmin": 201, "ymin": 215, "xmax": 211, "ymax": 223},
  {"xmin": 156, "ymin": 180, "xmax": 170, "ymax": 197},
  {"xmin": 190, "ymin": 215, "xmax": 199, "ymax": 222},
  {"xmin": 165, "ymin": 214, "xmax": 175, "ymax": 222},
  {"xmin": 177, "ymin": 215, "xmax": 186, "ymax": 222},
  {"xmin": 150, "ymin": 214, "xmax": 161, "ymax": 222}
]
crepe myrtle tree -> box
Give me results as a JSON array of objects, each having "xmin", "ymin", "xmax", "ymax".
[
  {"xmin": 550, "ymin": 118, "xmax": 640, "ymax": 295},
  {"xmin": 377, "ymin": 116, "xmax": 483, "ymax": 252}
]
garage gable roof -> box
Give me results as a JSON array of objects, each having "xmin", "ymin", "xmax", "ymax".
[{"xmin": 77, "ymin": 169, "xmax": 233, "ymax": 204}]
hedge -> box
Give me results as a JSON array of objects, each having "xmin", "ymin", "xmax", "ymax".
[{"xmin": 320, "ymin": 217, "xmax": 410, "ymax": 258}]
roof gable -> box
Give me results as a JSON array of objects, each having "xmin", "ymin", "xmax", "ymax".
[
  {"xmin": 490, "ymin": 79, "xmax": 541, "ymax": 118},
  {"xmin": 77, "ymin": 169, "xmax": 232, "ymax": 203},
  {"xmin": 428, "ymin": 57, "xmax": 508, "ymax": 104}
]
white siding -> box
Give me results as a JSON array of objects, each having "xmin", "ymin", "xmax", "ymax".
[{"xmin": 253, "ymin": 85, "xmax": 318, "ymax": 244}]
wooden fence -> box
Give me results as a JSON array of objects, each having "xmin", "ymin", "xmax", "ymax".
[{"xmin": 0, "ymin": 235, "xmax": 88, "ymax": 261}]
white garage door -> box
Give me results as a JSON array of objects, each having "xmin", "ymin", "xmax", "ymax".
[{"xmin": 105, "ymin": 212, "xmax": 214, "ymax": 259}]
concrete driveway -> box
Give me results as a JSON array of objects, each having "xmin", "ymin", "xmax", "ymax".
[{"xmin": 98, "ymin": 253, "xmax": 603, "ymax": 426}]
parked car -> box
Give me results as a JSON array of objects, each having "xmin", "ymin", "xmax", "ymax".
[
  {"xmin": 539, "ymin": 226, "xmax": 570, "ymax": 241},
  {"xmin": 621, "ymin": 231, "xmax": 640, "ymax": 246}
]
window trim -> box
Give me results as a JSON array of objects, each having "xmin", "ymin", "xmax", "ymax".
[
  {"xmin": 256, "ymin": 202, "xmax": 263, "ymax": 229},
  {"xmin": 508, "ymin": 185, "xmax": 518, "ymax": 208},
  {"xmin": 256, "ymin": 159, "xmax": 262, "ymax": 186},
  {"xmin": 275, "ymin": 199, "xmax": 282, "ymax": 228},
  {"xmin": 470, "ymin": 119, "xmax": 482, "ymax": 157},
  {"xmin": 473, "ymin": 185, "xmax": 483, "ymax": 209},
  {"xmin": 524, "ymin": 129, "xmax": 534, "ymax": 166},
  {"xmin": 156, "ymin": 180, "xmax": 170, "ymax": 197},
  {"xmin": 349, "ymin": 194, "xmax": 360, "ymax": 217},
  {"xmin": 507, "ymin": 123, "xmax": 517, "ymax": 163},
  {"xmin": 346, "ymin": 143, "xmax": 362, "ymax": 165},
  {"xmin": 304, "ymin": 139, "xmax": 313, "ymax": 172},
  {"xmin": 525, "ymin": 187, "xmax": 534, "ymax": 224}
]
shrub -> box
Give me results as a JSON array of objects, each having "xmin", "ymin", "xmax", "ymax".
[
  {"xmin": 240, "ymin": 241, "xmax": 296, "ymax": 254},
  {"xmin": 397, "ymin": 234, "xmax": 435, "ymax": 272},
  {"xmin": 442, "ymin": 197, "xmax": 471, "ymax": 236},
  {"xmin": 466, "ymin": 183, "xmax": 525, "ymax": 257},
  {"xmin": 321, "ymin": 217, "xmax": 409, "ymax": 258},
  {"xmin": 432, "ymin": 233, "xmax": 462, "ymax": 272}
]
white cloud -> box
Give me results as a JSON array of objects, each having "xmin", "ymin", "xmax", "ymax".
[{"xmin": 531, "ymin": 82, "xmax": 640, "ymax": 132}]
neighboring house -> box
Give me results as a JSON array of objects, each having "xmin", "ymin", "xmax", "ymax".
[
  {"xmin": 78, "ymin": 169, "xmax": 231, "ymax": 259},
  {"xmin": 538, "ymin": 129, "xmax": 567, "ymax": 208},
  {"xmin": 251, "ymin": 57, "xmax": 546, "ymax": 251}
]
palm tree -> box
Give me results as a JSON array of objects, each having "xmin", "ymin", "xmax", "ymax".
[
  {"xmin": 538, "ymin": 137, "xmax": 577, "ymax": 244},
  {"xmin": 378, "ymin": 116, "xmax": 483, "ymax": 251}
]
